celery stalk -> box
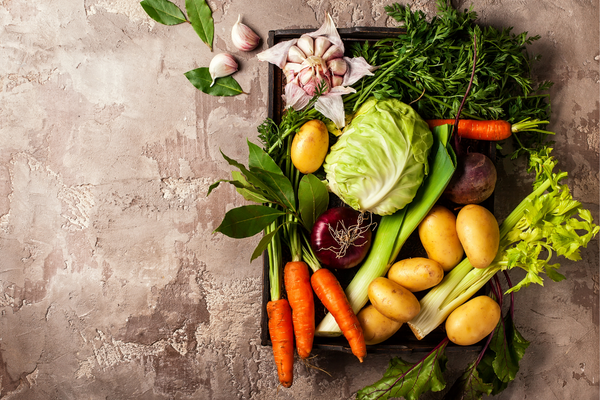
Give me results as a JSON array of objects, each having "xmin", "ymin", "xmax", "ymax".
[
  {"xmin": 408, "ymin": 148, "xmax": 599, "ymax": 339},
  {"xmin": 315, "ymin": 125, "xmax": 457, "ymax": 336}
]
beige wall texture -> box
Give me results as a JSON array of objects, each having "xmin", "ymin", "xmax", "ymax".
[{"xmin": 1, "ymin": 0, "xmax": 598, "ymax": 399}]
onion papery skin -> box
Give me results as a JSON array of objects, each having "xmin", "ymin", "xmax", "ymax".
[{"xmin": 310, "ymin": 207, "xmax": 373, "ymax": 270}]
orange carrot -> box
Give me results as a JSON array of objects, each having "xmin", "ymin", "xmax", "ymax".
[
  {"xmin": 284, "ymin": 261, "xmax": 315, "ymax": 360},
  {"xmin": 310, "ymin": 268, "xmax": 366, "ymax": 362},
  {"xmin": 267, "ymin": 299, "xmax": 294, "ymax": 388},
  {"xmin": 426, "ymin": 119, "xmax": 513, "ymax": 141},
  {"xmin": 426, "ymin": 118, "xmax": 551, "ymax": 141}
]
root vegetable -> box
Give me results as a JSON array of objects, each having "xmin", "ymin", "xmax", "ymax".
[
  {"xmin": 388, "ymin": 258, "xmax": 444, "ymax": 292},
  {"xmin": 456, "ymin": 204, "xmax": 500, "ymax": 269},
  {"xmin": 443, "ymin": 152, "xmax": 497, "ymax": 205},
  {"xmin": 445, "ymin": 295, "xmax": 501, "ymax": 346},
  {"xmin": 283, "ymin": 261, "xmax": 314, "ymax": 359},
  {"xmin": 357, "ymin": 304, "xmax": 403, "ymax": 345},
  {"xmin": 367, "ymin": 277, "xmax": 420, "ymax": 323},
  {"xmin": 418, "ymin": 205, "xmax": 464, "ymax": 271},
  {"xmin": 311, "ymin": 268, "xmax": 366, "ymax": 362}
]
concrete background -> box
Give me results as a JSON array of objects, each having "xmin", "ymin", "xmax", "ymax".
[{"xmin": 0, "ymin": 0, "xmax": 598, "ymax": 399}]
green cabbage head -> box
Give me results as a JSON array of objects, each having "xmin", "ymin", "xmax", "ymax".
[{"xmin": 323, "ymin": 98, "xmax": 433, "ymax": 216}]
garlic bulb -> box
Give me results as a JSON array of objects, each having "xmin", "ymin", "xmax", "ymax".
[
  {"xmin": 209, "ymin": 53, "xmax": 238, "ymax": 87},
  {"xmin": 257, "ymin": 13, "xmax": 376, "ymax": 128},
  {"xmin": 231, "ymin": 15, "xmax": 260, "ymax": 52}
]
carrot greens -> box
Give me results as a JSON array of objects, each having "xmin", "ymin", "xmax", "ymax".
[{"xmin": 346, "ymin": 0, "xmax": 554, "ymax": 159}]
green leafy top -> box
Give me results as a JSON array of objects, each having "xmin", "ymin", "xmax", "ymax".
[{"xmin": 345, "ymin": 0, "xmax": 553, "ymax": 158}]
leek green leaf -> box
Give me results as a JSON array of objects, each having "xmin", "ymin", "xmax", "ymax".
[
  {"xmin": 184, "ymin": 68, "xmax": 243, "ymax": 97},
  {"xmin": 298, "ymin": 174, "xmax": 329, "ymax": 231},
  {"xmin": 214, "ymin": 205, "xmax": 285, "ymax": 238},
  {"xmin": 140, "ymin": 0, "xmax": 187, "ymax": 25},
  {"xmin": 185, "ymin": 0, "xmax": 214, "ymax": 50}
]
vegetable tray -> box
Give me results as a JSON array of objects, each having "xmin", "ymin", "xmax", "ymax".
[{"xmin": 259, "ymin": 27, "xmax": 495, "ymax": 355}]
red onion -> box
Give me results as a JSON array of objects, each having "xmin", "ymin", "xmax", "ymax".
[{"xmin": 310, "ymin": 207, "xmax": 374, "ymax": 269}]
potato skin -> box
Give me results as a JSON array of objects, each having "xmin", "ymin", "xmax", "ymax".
[
  {"xmin": 456, "ymin": 204, "xmax": 500, "ymax": 269},
  {"xmin": 388, "ymin": 257, "xmax": 444, "ymax": 292},
  {"xmin": 291, "ymin": 119, "xmax": 329, "ymax": 174},
  {"xmin": 445, "ymin": 295, "xmax": 501, "ymax": 346},
  {"xmin": 368, "ymin": 277, "xmax": 420, "ymax": 323},
  {"xmin": 357, "ymin": 304, "xmax": 403, "ymax": 345},
  {"xmin": 418, "ymin": 205, "xmax": 464, "ymax": 271}
]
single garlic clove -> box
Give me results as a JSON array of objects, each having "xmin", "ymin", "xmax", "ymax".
[
  {"xmin": 283, "ymin": 62, "xmax": 305, "ymax": 81},
  {"xmin": 314, "ymin": 36, "xmax": 331, "ymax": 57},
  {"xmin": 231, "ymin": 15, "xmax": 260, "ymax": 52},
  {"xmin": 331, "ymin": 75, "xmax": 344, "ymax": 88},
  {"xmin": 298, "ymin": 68, "xmax": 315, "ymax": 86},
  {"xmin": 209, "ymin": 53, "xmax": 238, "ymax": 87},
  {"xmin": 296, "ymin": 35, "xmax": 314, "ymax": 57},
  {"xmin": 322, "ymin": 44, "xmax": 343, "ymax": 61},
  {"xmin": 327, "ymin": 58, "xmax": 347, "ymax": 76},
  {"xmin": 287, "ymin": 45, "xmax": 307, "ymax": 63}
]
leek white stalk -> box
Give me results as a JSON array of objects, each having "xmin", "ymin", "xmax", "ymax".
[{"xmin": 315, "ymin": 125, "xmax": 457, "ymax": 336}]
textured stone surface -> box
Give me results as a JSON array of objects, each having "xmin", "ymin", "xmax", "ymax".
[{"xmin": 0, "ymin": 0, "xmax": 598, "ymax": 399}]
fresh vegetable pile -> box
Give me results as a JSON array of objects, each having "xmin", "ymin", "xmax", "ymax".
[{"xmin": 180, "ymin": 1, "xmax": 597, "ymax": 398}]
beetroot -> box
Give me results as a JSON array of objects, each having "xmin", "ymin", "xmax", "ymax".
[{"xmin": 444, "ymin": 152, "xmax": 497, "ymax": 205}]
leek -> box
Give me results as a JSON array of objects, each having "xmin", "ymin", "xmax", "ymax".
[
  {"xmin": 315, "ymin": 124, "xmax": 457, "ymax": 336},
  {"xmin": 408, "ymin": 147, "xmax": 599, "ymax": 339}
]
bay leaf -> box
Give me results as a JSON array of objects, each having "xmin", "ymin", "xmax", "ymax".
[
  {"xmin": 140, "ymin": 0, "xmax": 187, "ymax": 25},
  {"xmin": 184, "ymin": 68, "xmax": 244, "ymax": 97},
  {"xmin": 185, "ymin": 0, "xmax": 214, "ymax": 50}
]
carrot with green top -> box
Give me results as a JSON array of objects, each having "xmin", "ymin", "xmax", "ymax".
[{"xmin": 426, "ymin": 118, "xmax": 552, "ymax": 141}]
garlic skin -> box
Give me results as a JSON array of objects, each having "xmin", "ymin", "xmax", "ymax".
[
  {"xmin": 231, "ymin": 15, "xmax": 260, "ymax": 52},
  {"xmin": 209, "ymin": 53, "xmax": 238, "ymax": 87}
]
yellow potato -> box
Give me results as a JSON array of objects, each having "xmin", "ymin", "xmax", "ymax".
[
  {"xmin": 445, "ymin": 295, "xmax": 501, "ymax": 346},
  {"xmin": 418, "ymin": 205, "xmax": 464, "ymax": 271},
  {"xmin": 456, "ymin": 204, "xmax": 500, "ymax": 269},
  {"xmin": 367, "ymin": 277, "xmax": 420, "ymax": 323},
  {"xmin": 290, "ymin": 119, "xmax": 329, "ymax": 174},
  {"xmin": 357, "ymin": 304, "xmax": 403, "ymax": 345},
  {"xmin": 388, "ymin": 257, "xmax": 444, "ymax": 292}
]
